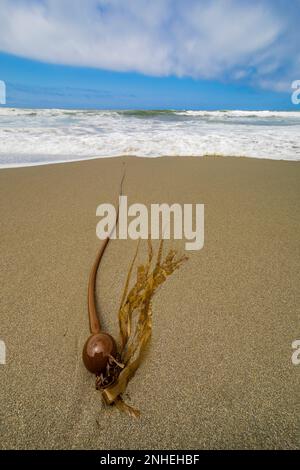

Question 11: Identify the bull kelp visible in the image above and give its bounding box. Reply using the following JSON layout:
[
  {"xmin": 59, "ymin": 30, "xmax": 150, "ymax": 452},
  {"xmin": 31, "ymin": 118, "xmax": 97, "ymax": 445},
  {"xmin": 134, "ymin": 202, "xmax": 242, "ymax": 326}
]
[{"xmin": 96, "ymin": 240, "xmax": 187, "ymax": 417}]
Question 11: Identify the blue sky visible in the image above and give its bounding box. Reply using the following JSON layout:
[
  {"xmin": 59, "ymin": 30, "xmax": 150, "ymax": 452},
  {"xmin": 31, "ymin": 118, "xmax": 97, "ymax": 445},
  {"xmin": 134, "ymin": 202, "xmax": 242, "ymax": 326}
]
[{"xmin": 0, "ymin": 0, "xmax": 299, "ymax": 110}]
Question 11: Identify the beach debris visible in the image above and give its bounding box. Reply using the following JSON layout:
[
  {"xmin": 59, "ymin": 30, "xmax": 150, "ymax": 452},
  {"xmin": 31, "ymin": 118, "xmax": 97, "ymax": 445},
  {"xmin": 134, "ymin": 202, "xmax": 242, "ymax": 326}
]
[
  {"xmin": 83, "ymin": 173, "xmax": 125, "ymax": 377},
  {"xmin": 82, "ymin": 233, "xmax": 118, "ymax": 375},
  {"xmin": 99, "ymin": 240, "xmax": 187, "ymax": 417},
  {"xmin": 82, "ymin": 170, "xmax": 187, "ymax": 416},
  {"xmin": 83, "ymin": 237, "xmax": 187, "ymax": 417}
]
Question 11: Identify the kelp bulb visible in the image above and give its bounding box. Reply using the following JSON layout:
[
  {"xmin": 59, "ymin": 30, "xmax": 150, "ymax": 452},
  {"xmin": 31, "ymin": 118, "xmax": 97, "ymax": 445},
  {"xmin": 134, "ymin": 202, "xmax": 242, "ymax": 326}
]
[{"xmin": 82, "ymin": 333, "xmax": 117, "ymax": 374}]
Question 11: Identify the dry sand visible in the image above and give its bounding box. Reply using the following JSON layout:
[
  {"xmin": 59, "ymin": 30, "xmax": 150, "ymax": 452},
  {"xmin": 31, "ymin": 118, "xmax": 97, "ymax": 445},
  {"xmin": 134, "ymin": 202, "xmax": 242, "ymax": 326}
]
[{"xmin": 0, "ymin": 156, "xmax": 299, "ymax": 449}]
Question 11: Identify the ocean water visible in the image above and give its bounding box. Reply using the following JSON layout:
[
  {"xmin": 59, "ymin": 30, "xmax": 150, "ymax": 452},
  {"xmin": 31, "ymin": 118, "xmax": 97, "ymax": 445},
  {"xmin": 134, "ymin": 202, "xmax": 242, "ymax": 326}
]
[{"xmin": 0, "ymin": 108, "xmax": 299, "ymax": 167}]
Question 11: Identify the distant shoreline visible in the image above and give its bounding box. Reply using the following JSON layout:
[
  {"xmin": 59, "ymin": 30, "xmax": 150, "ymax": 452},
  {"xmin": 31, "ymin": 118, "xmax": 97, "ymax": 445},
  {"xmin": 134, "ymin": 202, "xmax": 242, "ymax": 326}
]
[
  {"xmin": 1, "ymin": 153, "xmax": 300, "ymax": 170},
  {"xmin": 1, "ymin": 106, "xmax": 300, "ymax": 112}
]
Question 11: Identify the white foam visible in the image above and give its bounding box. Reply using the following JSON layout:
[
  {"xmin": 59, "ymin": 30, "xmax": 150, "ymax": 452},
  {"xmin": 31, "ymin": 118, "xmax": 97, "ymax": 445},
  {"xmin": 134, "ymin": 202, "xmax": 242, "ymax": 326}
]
[
  {"xmin": 0, "ymin": 108, "xmax": 299, "ymax": 167},
  {"xmin": 176, "ymin": 110, "xmax": 300, "ymax": 118}
]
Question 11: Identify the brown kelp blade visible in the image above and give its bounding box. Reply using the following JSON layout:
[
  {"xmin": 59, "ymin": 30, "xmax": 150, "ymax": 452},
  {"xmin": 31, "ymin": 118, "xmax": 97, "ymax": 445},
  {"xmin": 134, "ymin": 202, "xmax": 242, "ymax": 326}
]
[
  {"xmin": 101, "ymin": 240, "xmax": 187, "ymax": 417},
  {"xmin": 118, "ymin": 240, "xmax": 140, "ymax": 348}
]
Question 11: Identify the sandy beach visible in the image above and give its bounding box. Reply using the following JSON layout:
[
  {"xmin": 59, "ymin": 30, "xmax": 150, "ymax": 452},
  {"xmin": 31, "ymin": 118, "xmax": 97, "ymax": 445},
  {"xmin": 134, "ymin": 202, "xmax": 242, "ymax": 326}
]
[{"xmin": 0, "ymin": 155, "xmax": 299, "ymax": 450}]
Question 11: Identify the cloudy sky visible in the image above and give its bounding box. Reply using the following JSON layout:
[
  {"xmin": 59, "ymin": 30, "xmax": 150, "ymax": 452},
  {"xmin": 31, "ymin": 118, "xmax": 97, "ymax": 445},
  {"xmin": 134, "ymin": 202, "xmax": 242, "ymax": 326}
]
[{"xmin": 0, "ymin": 0, "xmax": 299, "ymax": 109}]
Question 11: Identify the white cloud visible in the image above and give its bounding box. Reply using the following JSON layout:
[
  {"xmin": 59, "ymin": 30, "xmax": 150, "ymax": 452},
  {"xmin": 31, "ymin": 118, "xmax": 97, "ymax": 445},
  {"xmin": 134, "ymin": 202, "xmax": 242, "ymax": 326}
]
[{"xmin": 0, "ymin": 0, "xmax": 298, "ymax": 91}]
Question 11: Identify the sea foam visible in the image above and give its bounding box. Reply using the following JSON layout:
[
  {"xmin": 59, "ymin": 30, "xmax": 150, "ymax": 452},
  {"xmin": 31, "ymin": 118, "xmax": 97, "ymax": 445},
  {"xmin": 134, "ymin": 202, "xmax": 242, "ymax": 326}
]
[{"xmin": 0, "ymin": 108, "xmax": 299, "ymax": 167}]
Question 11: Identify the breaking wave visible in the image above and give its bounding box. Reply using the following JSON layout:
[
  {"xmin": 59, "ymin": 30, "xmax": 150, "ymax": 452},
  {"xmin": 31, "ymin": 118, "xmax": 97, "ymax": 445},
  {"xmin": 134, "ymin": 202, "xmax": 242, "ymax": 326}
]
[{"xmin": 0, "ymin": 108, "xmax": 299, "ymax": 167}]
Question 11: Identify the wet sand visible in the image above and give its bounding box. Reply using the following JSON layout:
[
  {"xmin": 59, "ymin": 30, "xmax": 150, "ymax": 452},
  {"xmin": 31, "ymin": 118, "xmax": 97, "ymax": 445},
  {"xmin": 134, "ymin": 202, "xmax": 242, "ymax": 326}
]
[{"xmin": 0, "ymin": 156, "xmax": 299, "ymax": 449}]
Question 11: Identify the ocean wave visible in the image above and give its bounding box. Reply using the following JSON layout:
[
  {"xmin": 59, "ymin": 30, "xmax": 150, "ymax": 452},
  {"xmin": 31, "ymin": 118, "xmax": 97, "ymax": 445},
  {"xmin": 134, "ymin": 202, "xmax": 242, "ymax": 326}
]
[
  {"xmin": 1, "ymin": 107, "xmax": 300, "ymax": 119},
  {"xmin": 175, "ymin": 110, "xmax": 300, "ymax": 118},
  {"xmin": 0, "ymin": 108, "xmax": 299, "ymax": 167}
]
